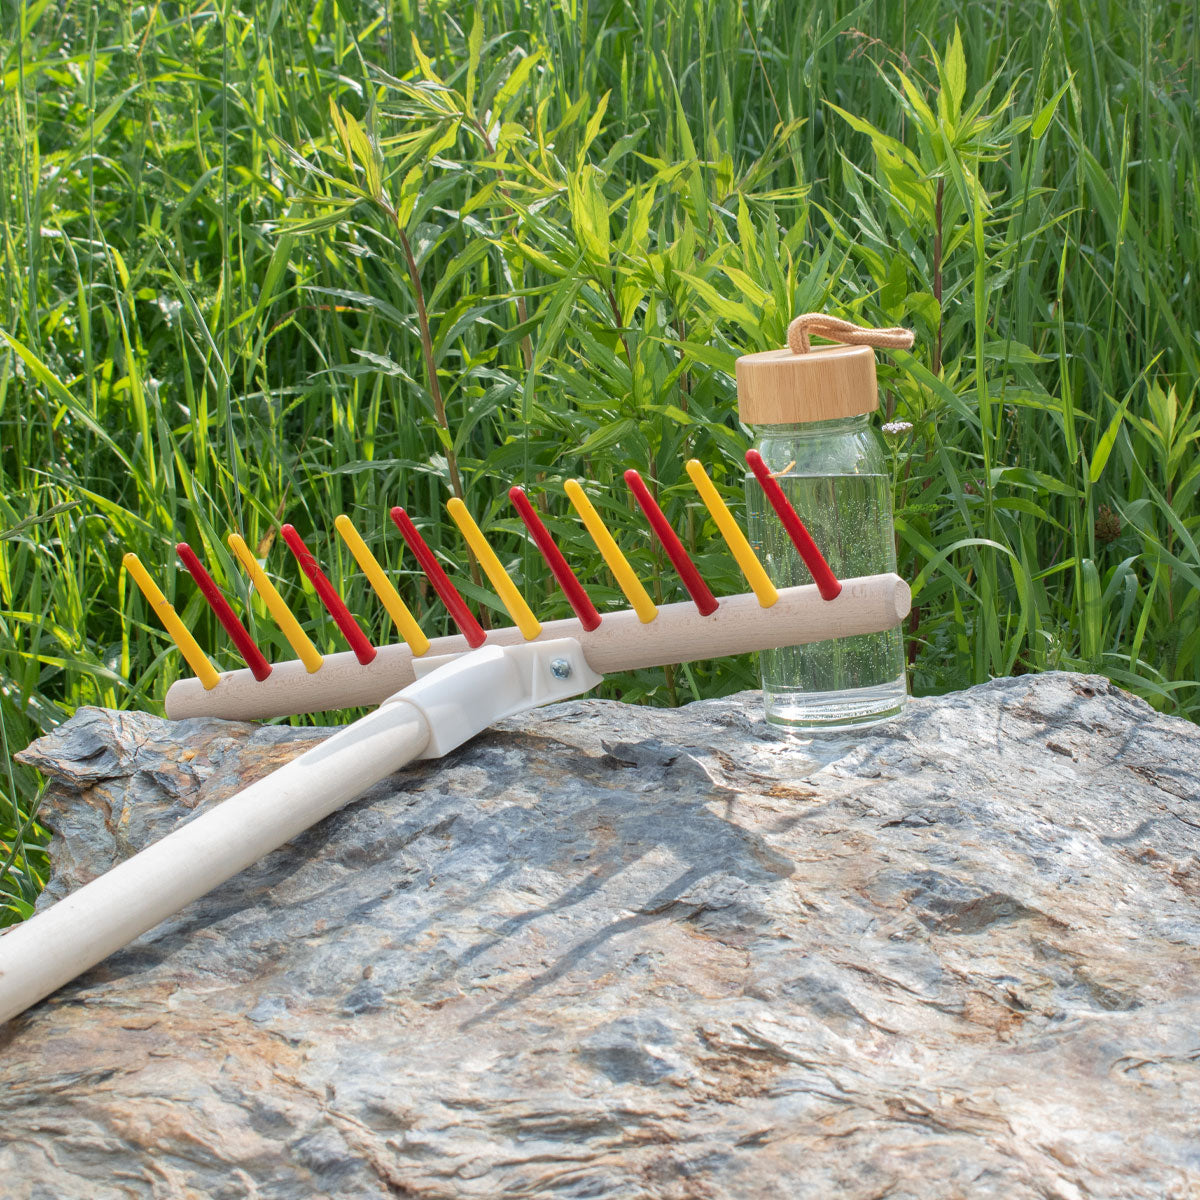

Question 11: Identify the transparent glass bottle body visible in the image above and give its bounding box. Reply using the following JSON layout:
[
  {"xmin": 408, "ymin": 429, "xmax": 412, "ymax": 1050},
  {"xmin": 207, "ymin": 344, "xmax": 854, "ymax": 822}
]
[{"xmin": 745, "ymin": 415, "xmax": 907, "ymax": 731}]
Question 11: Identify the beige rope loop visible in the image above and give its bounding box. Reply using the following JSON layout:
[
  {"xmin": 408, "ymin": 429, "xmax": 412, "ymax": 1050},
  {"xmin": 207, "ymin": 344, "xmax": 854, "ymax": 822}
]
[{"xmin": 787, "ymin": 313, "xmax": 915, "ymax": 355}]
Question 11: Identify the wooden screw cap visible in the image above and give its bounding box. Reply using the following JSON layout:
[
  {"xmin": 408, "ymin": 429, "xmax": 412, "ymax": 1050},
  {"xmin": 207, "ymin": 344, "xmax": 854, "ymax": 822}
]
[{"xmin": 736, "ymin": 343, "xmax": 878, "ymax": 425}]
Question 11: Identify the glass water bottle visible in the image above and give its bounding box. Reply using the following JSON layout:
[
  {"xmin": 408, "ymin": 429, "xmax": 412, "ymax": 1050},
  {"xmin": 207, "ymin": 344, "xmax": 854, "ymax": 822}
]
[{"xmin": 736, "ymin": 344, "xmax": 907, "ymax": 731}]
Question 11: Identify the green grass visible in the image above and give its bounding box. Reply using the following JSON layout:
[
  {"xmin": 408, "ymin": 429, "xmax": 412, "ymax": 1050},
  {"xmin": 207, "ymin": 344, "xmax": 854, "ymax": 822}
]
[{"xmin": 2, "ymin": 0, "xmax": 1197, "ymax": 921}]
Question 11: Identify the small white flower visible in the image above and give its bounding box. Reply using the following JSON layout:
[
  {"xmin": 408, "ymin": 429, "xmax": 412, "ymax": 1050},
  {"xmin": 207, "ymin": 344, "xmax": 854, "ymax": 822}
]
[
  {"xmin": 157, "ymin": 295, "xmax": 183, "ymax": 325},
  {"xmin": 882, "ymin": 420, "xmax": 913, "ymax": 436}
]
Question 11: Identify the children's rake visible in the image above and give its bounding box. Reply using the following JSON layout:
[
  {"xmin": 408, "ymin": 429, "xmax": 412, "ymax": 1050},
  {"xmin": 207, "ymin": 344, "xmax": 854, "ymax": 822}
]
[{"xmin": 0, "ymin": 455, "xmax": 909, "ymax": 1024}]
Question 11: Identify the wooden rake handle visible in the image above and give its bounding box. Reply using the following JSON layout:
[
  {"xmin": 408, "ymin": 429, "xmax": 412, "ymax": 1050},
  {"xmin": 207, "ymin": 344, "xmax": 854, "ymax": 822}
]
[{"xmin": 0, "ymin": 640, "xmax": 601, "ymax": 1025}]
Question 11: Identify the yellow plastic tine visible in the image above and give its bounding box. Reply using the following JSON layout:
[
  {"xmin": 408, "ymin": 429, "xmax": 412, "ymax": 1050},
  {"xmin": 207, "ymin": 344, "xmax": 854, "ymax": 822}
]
[
  {"xmin": 227, "ymin": 533, "xmax": 323, "ymax": 673},
  {"xmin": 564, "ymin": 479, "xmax": 658, "ymax": 624},
  {"xmin": 123, "ymin": 552, "xmax": 221, "ymax": 690},
  {"xmin": 334, "ymin": 514, "xmax": 430, "ymax": 656},
  {"xmin": 685, "ymin": 459, "xmax": 778, "ymax": 608},
  {"xmin": 446, "ymin": 498, "xmax": 542, "ymax": 640}
]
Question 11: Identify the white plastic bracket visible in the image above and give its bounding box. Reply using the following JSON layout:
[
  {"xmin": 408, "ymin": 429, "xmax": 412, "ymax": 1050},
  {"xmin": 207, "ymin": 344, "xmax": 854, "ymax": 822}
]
[{"xmin": 387, "ymin": 637, "xmax": 604, "ymax": 759}]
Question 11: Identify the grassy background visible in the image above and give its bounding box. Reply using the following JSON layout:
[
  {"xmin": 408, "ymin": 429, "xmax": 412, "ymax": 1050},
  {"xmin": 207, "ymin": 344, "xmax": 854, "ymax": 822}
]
[{"xmin": 2, "ymin": 0, "xmax": 1197, "ymax": 920}]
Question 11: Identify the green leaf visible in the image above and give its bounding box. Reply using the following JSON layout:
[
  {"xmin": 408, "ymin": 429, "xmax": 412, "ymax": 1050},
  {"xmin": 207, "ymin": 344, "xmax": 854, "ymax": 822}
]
[
  {"xmin": 993, "ymin": 497, "xmax": 1060, "ymax": 526},
  {"xmin": 410, "ymin": 34, "xmax": 442, "ymax": 84},
  {"xmin": 1032, "ymin": 77, "xmax": 1072, "ymax": 139},
  {"xmin": 580, "ymin": 90, "xmax": 611, "ymax": 162},
  {"xmin": 429, "ymin": 238, "xmax": 492, "ymax": 309},
  {"xmin": 675, "ymin": 273, "xmax": 756, "ymax": 327},
  {"xmin": 892, "ymin": 70, "xmax": 937, "ymax": 133},
  {"xmin": 572, "ymin": 418, "xmax": 638, "ymax": 458},
  {"xmin": 465, "ymin": 11, "xmax": 483, "ymax": 110},
  {"xmin": 660, "ymin": 339, "xmax": 737, "ymax": 372},
  {"xmin": 992, "ymin": 467, "xmax": 1080, "ymax": 498},
  {"xmin": 494, "ymin": 49, "xmax": 541, "ymax": 115},
  {"xmin": 87, "ymin": 83, "xmax": 141, "ymax": 145},
  {"xmin": 673, "ymin": 88, "xmax": 708, "ymax": 230},
  {"xmin": 880, "ymin": 254, "xmax": 907, "ymax": 312},
  {"xmin": 394, "ymin": 164, "xmax": 424, "ymax": 229},
  {"xmin": 943, "ymin": 25, "xmax": 967, "ymax": 121},
  {"xmin": 534, "ymin": 278, "xmax": 584, "ymax": 369},
  {"xmin": 571, "ymin": 164, "xmax": 611, "ymax": 267},
  {"xmin": 1079, "ymin": 558, "xmax": 1102, "ymax": 661},
  {"xmin": 904, "ymin": 290, "xmax": 941, "ymax": 330},
  {"xmin": 1089, "ymin": 392, "xmax": 1132, "ymax": 484},
  {"xmin": 826, "ymin": 102, "xmax": 918, "ymax": 171},
  {"xmin": 982, "ymin": 339, "xmax": 1050, "ymax": 364},
  {"xmin": 248, "ymin": 234, "xmax": 294, "ymax": 339}
]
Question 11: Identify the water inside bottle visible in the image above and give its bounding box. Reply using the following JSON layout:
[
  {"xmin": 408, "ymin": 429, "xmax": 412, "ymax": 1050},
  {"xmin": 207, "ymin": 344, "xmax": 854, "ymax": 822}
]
[{"xmin": 747, "ymin": 472, "xmax": 907, "ymax": 730}]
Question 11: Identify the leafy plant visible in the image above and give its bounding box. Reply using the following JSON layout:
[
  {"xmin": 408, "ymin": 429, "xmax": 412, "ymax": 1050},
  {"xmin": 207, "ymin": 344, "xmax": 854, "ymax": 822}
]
[{"xmin": 1, "ymin": 0, "xmax": 1196, "ymax": 921}]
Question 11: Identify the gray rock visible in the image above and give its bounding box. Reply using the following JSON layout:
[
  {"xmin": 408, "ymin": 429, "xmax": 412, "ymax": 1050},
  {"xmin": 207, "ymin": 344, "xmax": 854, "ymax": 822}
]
[{"xmin": 1, "ymin": 672, "xmax": 1198, "ymax": 1199}]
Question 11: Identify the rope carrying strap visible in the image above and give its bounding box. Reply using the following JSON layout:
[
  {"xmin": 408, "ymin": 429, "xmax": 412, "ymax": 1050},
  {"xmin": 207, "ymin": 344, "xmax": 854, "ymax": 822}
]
[{"xmin": 787, "ymin": 313, "xmax": 915, "ymax": 355}]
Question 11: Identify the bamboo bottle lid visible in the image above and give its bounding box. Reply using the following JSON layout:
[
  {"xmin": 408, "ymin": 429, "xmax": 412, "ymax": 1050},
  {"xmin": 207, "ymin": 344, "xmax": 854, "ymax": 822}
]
[{"xmin": 736, "ymin": 343, "xmax": 879, "ymax": 425}]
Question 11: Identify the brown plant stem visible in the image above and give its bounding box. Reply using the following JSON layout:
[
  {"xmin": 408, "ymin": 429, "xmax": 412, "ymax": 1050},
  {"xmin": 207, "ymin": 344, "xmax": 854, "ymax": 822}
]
[
  {"xmin": 396, "ymin": 224, "xmax": 487, "ymax": 613},
  {"xmin": 933, "ymin": 176, "xmax": 944, "ymax": 375},
  {"xmin": 398, "ymin": 228, "xmax": 462, "ymax": 500}
]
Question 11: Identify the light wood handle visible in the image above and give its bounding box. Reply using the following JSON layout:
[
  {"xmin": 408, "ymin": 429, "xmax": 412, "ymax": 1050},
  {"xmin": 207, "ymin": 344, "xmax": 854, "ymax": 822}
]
[
  {"xmin": 0, "ymin": 704, "xmax": 431, "ymax": 1025},
  {"xmin": 165, "ymin": 574, "xmax": 911, "ymax": 722}
]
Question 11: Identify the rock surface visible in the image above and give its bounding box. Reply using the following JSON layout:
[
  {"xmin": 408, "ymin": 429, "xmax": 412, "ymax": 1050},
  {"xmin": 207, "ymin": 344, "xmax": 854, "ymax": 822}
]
[{"xmin": 1, "ymin": 673, "xmax": 1198, "ymax": 1199}]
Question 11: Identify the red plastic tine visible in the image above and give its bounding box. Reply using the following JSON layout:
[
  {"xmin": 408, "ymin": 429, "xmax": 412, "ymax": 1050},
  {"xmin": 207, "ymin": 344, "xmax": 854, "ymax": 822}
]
[
  {"xmin": 745, "ymin": 450, "xmax": 842, "ymax": 600},
  {"xmin": 509, "ymin": 487, "xmax": 602, "ymax": 632},
  {"xmin": 389, "ymin": 507, "xmax": 487, "ymax": 649},
  {"xmin": 280, "ymin": 524, "xmax": 378, "ymax": 665},
  {"xmin": 623, "ymin": 469, "xmax": 719, "ymax": 617},
  {"xmin": 176, "ymin": 543, "xmax": 272, "ymax": 681}
]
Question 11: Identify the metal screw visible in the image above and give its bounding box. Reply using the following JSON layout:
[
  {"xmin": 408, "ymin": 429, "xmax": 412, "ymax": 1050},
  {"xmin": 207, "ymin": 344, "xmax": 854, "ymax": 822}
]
[{"xmin": 550, "ymin": 657, "xmax": 572, "ymax": 680}]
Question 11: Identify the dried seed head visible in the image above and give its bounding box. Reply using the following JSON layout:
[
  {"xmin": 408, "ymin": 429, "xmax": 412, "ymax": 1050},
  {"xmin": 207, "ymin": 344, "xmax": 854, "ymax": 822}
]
[{"xmin": 1095, "ymin": 504, "xmax": 1122, "ymax": 544}]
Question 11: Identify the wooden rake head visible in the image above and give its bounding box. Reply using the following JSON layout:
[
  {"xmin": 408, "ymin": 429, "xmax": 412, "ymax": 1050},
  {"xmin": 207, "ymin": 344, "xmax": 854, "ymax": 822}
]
[{"xmin": 125, "ymin": 453, "xmax": 910, "ymax": 722}]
